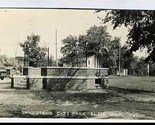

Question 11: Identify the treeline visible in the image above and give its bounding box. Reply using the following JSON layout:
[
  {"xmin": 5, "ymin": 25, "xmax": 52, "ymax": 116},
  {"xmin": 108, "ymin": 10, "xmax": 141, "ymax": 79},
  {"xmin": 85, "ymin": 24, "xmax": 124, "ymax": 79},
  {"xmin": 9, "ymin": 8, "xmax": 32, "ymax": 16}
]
[{"xmin": 60, "ymin": 25, "xmax": 152, "ymax": 76}]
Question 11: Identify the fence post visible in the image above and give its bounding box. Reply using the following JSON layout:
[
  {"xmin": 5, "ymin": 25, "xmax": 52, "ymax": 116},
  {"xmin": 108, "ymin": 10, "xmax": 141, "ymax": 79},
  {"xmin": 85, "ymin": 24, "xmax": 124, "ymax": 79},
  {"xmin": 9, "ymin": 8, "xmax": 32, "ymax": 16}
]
[
  {"xmin": 26, "ymin": 76, "xmax": 30, "ymax": 89},
  {"xmin": 43, "ymin": 78, "xmax": 47, "ymax": 89},
  {"xmin": 11, "ymin": 77, "xmax": 14, "ymax": 88}
]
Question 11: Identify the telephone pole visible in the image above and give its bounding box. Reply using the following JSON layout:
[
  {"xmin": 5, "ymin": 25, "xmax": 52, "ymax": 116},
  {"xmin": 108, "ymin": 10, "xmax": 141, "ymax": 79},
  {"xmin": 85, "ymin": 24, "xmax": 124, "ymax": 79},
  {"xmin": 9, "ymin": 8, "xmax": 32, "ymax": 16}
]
[
  {"xmin": 147, "ymin": 62, "xmax": 150, "ymax": 76},
  {"xmin": 145, "ymin": 50, "xmax": 150, "ymax": 76},
  {"xmin": 47, "ymin": 47, "xmax": 49, "ymax": 66},
  {"xmin": 55, "ymin": 29, "xmax": 58, "ymax": 66},
  {"xmin": 119, "ymin": 44, "xmax": 121, "ymax": 77}
]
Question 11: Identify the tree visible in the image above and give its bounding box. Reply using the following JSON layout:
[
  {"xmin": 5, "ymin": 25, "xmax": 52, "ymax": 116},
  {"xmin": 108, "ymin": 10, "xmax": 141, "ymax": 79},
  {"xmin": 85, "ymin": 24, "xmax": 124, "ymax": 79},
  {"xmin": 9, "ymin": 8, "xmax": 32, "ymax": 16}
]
[
  {"xmin": 60, "ymin": 35, "xmax": 79, "ymax": 66},
  {"xmin": 60, "ymin": 26, "xmax": 112, "ymax": 67},
  {"xmin": 0, "ymin": 55, "xmax": 16, "ymax": 67},
  {"xmin": 86, "ymin": 25, "xmax": 111, "ymax": 52},
  {"xmin": 98, "ymin": 10, "xmax": 155, "ymax": 62},
  {"xmin": 135, "ymin": 57, "xmax": 147, "ymax": 76},
  {"xmin": 20, "ymin": 34, "xmax": 47, "ymax": 67},
  {"xmin": 60, "ymin": 25, "xmax": 146, "ymax": 75},
  {"xmin": 60, "ymin": 26, "xmax": 124, "ymax": 75},
  {"xmin": 149, "ymin": 63, "xmax": 155, "ymax": 76},
  {"xmin": 105, "ymin": 37, "xmax": 120, "ymax": 74}
]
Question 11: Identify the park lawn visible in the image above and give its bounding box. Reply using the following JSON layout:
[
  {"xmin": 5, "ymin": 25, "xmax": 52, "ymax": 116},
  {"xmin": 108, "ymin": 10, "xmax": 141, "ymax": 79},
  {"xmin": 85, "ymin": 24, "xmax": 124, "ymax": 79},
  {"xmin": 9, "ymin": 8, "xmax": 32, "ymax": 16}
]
[
  {"xmin": 2, "ymin": 76, "xmax": 155, "ymax": 119},
  {"xmin": 7, "ymin": 89, "xmax": 155, "ymax": 119},
  {"xmin": 108, "ymin": 76, "xmax": 155, "ymax": 92},
  {"xmin": 3, "ymin": 90, "xmax": 155, "ymax": 119}
]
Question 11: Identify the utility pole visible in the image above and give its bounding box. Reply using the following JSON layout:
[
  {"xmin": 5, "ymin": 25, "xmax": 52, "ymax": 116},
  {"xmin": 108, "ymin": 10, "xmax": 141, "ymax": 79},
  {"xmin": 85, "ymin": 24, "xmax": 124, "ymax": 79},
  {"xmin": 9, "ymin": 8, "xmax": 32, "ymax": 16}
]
[
  {"xmin": 55, "ymin": 29, "xmax": 58, "ymax": 66},
  {"xmin": 119, "ymin": 44, "xmax": 121, "ymax": 77},
  {"xmin": 14, "ymin": 33, "xmax": 20, "ymax": 67},
  {"xmin": 85, "ymin": 41, "xmax": 88, "ymax": 67},
  {"xmin": 145, "ymin": 49, "xmax": 150, "ymax": 76},
  {"xmin": 50, "ymin": 54, "xmax": 53, "ymax": 66},
  {"xmin": 147, "ymin": 62, "xmax": 150, "ymax": 76},
  {"xmin": 24, "ymin": 51, "xmax": 25, "ymax": 67},
  {"xmin": 47, "ymin": 47, "xmax": 49, "ymax": 66},
  {"xmin": 76, "ymin": 41, "xmax": 79, "ymax": 67}
]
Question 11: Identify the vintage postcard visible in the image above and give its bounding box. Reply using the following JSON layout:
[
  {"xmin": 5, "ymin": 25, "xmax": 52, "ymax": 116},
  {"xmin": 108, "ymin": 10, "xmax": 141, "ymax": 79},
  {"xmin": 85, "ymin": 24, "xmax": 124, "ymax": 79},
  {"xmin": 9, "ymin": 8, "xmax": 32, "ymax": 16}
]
[{"xmin": 0, "ymin": 0, "xmax": 155, "ymax": 123}]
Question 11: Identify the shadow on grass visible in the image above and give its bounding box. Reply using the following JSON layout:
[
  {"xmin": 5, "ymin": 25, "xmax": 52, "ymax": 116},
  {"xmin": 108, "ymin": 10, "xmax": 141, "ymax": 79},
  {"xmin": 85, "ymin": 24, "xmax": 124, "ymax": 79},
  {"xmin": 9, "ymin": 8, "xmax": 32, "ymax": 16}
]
[
  {"xmin": 6, "ymin": 89, "xmax": 155, "ymax": 119},
  {"xmin": 108, "ymin": 86, "xmax": 154, "ymax": 94},
  {"xmin": 30, "ymin": 86, "xmax": 154, "ymax": 104},
  {"xmin": 30, "ymin": 90, "xmax": 122, "ymax": 105},
  {"xmin": 29, "ymin": 86, "xmax": 154, "ymax": 105}
]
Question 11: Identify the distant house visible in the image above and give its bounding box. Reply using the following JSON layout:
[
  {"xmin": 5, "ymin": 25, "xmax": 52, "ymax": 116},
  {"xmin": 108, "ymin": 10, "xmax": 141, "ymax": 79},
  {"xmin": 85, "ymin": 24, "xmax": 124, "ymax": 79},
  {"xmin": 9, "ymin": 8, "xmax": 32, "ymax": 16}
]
[
  {"xmin": 85, "ymin": 48, "xmax": 106, "ymax": 68},
  {"xmin": 5, "ymin": 66, "xmax": 16, "ymax": 77},
  {"xmin": 86, "ymin": 51, "xmax": 99, "ymax": 68},
  {"xmin": 78, "ymin": 50, "xmax": 102, "ymax": 68},
  {"xmin": 117, "ymin": 69, "xmax": 128, "ymax": 76},
  {"xmin": 62, "ymin": 49, "xmax": 104, "ymax": 68}
]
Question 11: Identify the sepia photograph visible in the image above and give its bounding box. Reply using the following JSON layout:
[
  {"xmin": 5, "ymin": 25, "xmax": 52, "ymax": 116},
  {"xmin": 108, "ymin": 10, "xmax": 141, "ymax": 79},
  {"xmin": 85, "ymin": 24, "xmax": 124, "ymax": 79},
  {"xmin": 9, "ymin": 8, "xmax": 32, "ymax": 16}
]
[{"xmin": 1, "ymin": 0, "xmax": 155, "ymax": 122}]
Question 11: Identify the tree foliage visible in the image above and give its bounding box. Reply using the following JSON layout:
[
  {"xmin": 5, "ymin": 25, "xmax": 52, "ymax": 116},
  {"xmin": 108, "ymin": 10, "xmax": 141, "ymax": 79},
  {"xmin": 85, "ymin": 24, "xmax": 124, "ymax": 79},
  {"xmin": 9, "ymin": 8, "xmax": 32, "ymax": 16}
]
[
  {"xmin": 61, "ymin": 26, "xmax": 112, "ymax": 67},
  {"xmin": 135, "ymin": 57, "xmax": 148, "ymax": 76},
  {"xmin": 61, "ymin": 25, "xmax": 123, "ymax": 74},
  {"xmin": 0, "ymin": 55, "xmax": 15, "ymax": 67},
  {"xmin": 60, "ymin": 35, "xmax": 79, "ymax": 66},
  {"xmin": 20, "ymin": 34, "xmax": 47, "ymax": 67},
  {"xmin": 86, "ymin": 25, "xmax": 111, "ymax": 52},
  {"xmin": 60, "ymin": 25, "xmax": 149, "ymax": 75},
  {"xmin": 98, "ymin": 10, "xmax": 155, "ymax": 62}
]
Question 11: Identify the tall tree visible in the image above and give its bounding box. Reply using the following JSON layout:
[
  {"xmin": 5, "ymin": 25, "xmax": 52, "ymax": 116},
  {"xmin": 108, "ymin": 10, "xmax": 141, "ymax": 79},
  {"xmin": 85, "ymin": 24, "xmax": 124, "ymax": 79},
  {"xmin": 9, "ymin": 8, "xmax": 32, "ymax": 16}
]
[
  {"xmin": 98, "ymin": 10, "xmax": 155, "ymax": 62},
  {"xmin": 86, "ymin": 25, "xmax": 111, "ymax": 54},
  {"xmin": 105, "ymin": 37, "xmax": 120, "ymax": 74},
  {"xmin": 60, "ymin": 26, "xmax": 112, "ymax": 67},
  {"xmin": 135, "ymin": 57, "xmax": 147, "ymax": 76},
  {"xmin": 60, "ymin": 35, "xmax": 79, "ymax": 66},
  {"xmin": 20, "ymin": 34, "xmax": 47, "ymax": 67},
  {"xmin": 0, "ymin": 55, "xmax": 16, "ymax": 67}
]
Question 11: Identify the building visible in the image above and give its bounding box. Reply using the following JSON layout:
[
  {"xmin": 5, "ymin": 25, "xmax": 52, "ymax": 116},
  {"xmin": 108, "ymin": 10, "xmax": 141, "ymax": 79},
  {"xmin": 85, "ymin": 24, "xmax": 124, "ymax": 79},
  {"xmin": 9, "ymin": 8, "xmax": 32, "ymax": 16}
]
[
  {"xmin": 62, "ymin": 50, "xmax": 102, "ymax": 68},
  {"xmin": 86, "ymin": 53, "xmax": 99, "ymax": 68},
  {"xmin": 85, "ymin": 49, "xmax": 102, "ymax": 68},
  {"xmin": 5, "ymin": 66, "xmax": 17, "ymax": 77}
]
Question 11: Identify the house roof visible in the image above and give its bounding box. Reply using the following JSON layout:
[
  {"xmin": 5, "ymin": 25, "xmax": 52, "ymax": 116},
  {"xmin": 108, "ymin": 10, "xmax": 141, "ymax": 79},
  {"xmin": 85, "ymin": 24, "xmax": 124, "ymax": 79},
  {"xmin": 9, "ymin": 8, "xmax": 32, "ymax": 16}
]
[
  {"xmin": 5, "ymin": 66, "xmax": 14, "ymax": 70},
  {"xmin": 87, "ymin": 50, "xmax": 97, "ymax": 56}
]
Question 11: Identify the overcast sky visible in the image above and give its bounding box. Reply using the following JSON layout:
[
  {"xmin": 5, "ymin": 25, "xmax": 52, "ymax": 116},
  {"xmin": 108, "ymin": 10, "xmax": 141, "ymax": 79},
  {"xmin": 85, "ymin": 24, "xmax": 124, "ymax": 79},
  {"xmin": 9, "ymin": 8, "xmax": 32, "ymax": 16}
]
[{"xmin": 0, "ymin": 9, "xmax": 145, "ymax": 60}]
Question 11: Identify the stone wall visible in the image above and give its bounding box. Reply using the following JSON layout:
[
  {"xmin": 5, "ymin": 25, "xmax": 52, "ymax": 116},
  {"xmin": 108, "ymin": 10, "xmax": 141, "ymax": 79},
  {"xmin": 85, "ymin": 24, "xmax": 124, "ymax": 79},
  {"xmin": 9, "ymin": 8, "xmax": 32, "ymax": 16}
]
[
  {"xmin": 23, "ymin": 67, "xmax": 41, "ymax": 76},
  {"xmin": 11, "ymin": 76, "xmax": 27, "ymax": 89},
  {"xmin": 29, "ymin": 78, "xmax": 43, "ymax": 90},
  {"xmin": 41, "ymin": 67, "xmax": 109, "ymax": 91},
  {"xmin": 43, "ymin": 78, "xmax": 87, "ymax": 91},
  {"xmin": 20, "ymin": 67, "xmax": 109, "ymax": 91},
  {"xmin": 41, "ymin": 67, "xmax": 108, "ymax": 77},
  {"xmin": 22, "ymin": 67, "xmax": 42, "ymax": 90}
]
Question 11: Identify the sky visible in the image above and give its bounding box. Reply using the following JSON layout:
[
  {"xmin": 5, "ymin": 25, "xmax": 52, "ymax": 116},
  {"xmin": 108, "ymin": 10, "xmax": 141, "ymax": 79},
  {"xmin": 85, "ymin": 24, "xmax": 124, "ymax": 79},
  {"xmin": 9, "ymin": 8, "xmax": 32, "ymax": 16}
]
[{"xmin": 0, "ymin": 9, "xmax": 145, "ymax": 60}]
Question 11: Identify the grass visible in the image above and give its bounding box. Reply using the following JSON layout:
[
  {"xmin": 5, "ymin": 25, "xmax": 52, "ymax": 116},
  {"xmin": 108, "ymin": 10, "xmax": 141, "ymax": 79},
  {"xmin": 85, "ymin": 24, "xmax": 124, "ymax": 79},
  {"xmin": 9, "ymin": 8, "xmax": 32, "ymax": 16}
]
[
  {"xmin": 7, "ymin": 89, "xmax": 155, "ymax": 119},
  {"xmin": 3, "ymin": 76, "xmax": 155, "ymax": 119},
  {"xmin": 108, "ymin": 76, "xmax": 155, "ymax": 92}
]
